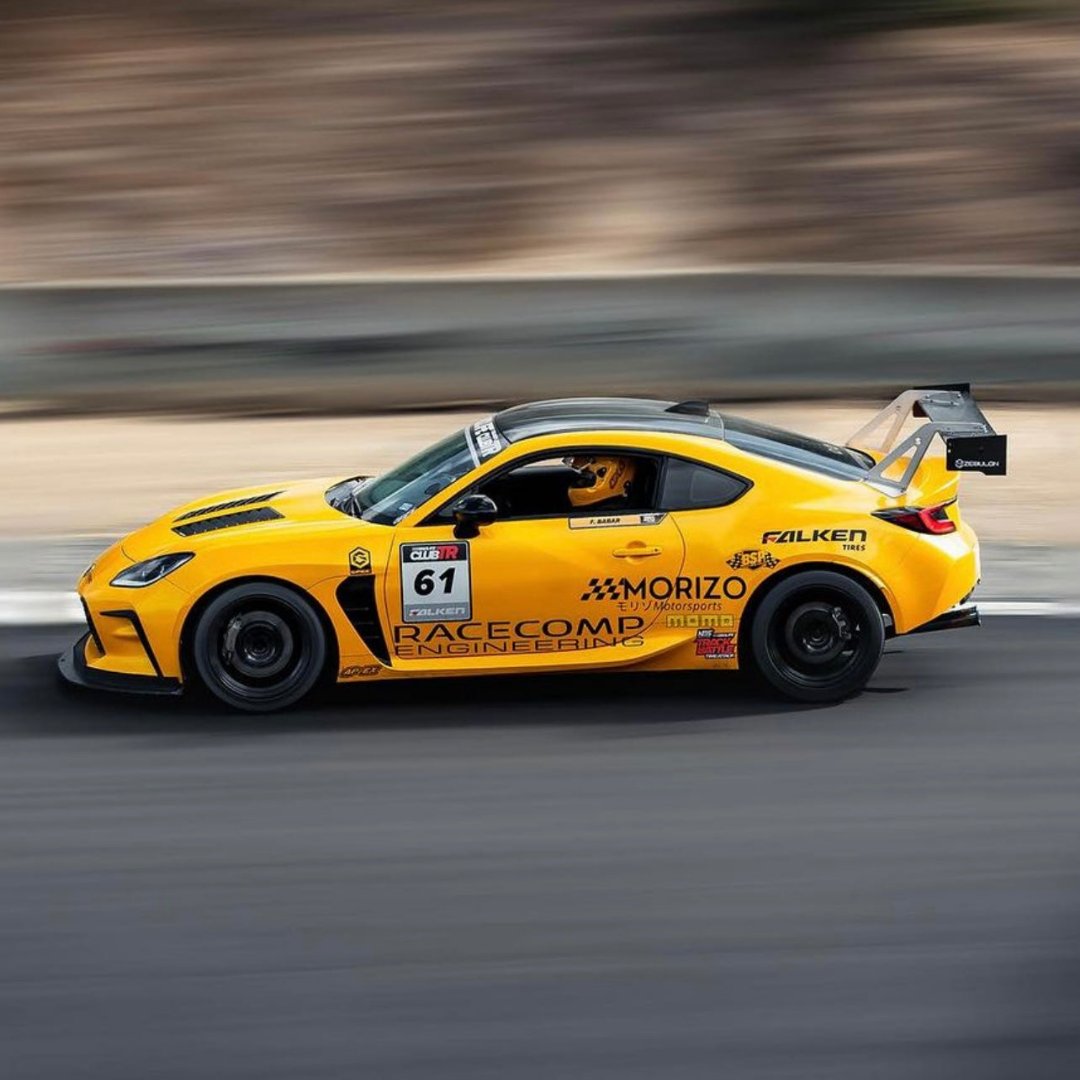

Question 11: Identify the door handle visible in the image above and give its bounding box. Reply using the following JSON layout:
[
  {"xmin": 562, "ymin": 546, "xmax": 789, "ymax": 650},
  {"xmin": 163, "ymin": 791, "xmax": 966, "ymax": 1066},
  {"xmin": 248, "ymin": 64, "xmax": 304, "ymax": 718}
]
[{"xmin": 612, "ymin": 545, "xmax": 663, "ymax": 558}]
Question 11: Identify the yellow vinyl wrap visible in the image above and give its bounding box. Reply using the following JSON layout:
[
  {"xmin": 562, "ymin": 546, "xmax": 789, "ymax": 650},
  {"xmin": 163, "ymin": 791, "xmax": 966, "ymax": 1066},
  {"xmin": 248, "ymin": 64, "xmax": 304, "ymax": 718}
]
[{"xmin": 75, "ymin": 426, "xmax": 980, "ymax": 686}]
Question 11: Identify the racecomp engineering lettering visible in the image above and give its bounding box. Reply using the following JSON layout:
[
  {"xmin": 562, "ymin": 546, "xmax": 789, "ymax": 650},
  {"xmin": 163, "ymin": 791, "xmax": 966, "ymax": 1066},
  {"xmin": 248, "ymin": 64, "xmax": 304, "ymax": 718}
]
[{"xmin": 393, "ymin": 615, "xmax": 646, "ymax": 657}]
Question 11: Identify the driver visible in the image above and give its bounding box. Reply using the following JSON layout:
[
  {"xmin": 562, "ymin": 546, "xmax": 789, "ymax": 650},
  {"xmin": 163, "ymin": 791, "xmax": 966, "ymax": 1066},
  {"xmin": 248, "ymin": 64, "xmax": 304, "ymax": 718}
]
[{"xmin": 565, "ymin": 455, "xmax": 637, "ymax": 510}]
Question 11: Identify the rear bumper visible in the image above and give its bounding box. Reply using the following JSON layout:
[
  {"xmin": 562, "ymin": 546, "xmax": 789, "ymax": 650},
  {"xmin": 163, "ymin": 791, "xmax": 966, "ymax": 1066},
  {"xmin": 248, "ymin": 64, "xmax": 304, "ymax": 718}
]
[
  {"xmin": 906, "ymin": 603, "xmax": 981, "ymax": 636},
  {"xmin": 58, "ymin": 632, "xmax": 182, "ymax": 697}
]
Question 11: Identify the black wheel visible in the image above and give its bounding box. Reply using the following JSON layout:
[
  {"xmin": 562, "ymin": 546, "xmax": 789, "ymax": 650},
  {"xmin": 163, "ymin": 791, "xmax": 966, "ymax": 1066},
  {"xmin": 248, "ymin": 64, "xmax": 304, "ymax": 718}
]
[
  {"xmin": 191, "ymin": 583, "xmax": 328, "ymax": 712},
  {"xmin": 749, "ymin": 571, "xmax": 885, "ymax": 703}
]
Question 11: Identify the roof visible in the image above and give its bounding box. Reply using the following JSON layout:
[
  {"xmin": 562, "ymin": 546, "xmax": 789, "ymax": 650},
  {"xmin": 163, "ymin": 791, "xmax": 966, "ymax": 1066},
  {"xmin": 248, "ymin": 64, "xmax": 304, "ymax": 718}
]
[{"xmin": 493, "ymin": 398, "xmax": 726, "ymax": 444}]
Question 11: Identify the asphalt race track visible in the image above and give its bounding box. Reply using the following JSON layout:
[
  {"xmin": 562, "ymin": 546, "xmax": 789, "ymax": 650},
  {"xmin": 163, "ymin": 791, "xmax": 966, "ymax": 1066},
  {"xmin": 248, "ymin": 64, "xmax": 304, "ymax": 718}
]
[{"xmin": 4, "ymin": 619, "xmax": 1080, "ymax": 1079}]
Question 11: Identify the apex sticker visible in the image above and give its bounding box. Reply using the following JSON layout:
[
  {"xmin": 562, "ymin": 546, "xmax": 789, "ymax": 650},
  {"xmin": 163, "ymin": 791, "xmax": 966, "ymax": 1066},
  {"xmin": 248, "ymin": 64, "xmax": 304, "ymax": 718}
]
[
  {"xmin": 400, "ymin": 541, "xmax": 471, "ymax": 623},
  {"xmin": 348, "ymin": 546, "xmax": 372, "ymax": 575},
  {"xmin": 339, "ymin": 664, "xmax": 381, "ymax": 679},
  {"xmin": 726, "ymin": 549, "xmax": 780, "ymax": 571}
]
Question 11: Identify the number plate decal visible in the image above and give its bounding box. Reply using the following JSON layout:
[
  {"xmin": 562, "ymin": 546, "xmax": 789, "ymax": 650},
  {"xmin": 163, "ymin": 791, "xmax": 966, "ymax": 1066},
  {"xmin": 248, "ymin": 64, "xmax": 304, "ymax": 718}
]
[{"xmin": 399, "ymin": 542, "xmax": 472, "ymax": 623}]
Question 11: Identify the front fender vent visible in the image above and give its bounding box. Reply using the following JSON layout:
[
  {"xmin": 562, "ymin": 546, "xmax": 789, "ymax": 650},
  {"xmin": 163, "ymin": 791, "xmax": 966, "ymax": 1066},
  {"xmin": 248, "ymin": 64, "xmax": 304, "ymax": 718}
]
[
  {"xmin": 336, "ymin": 576, "xmax": 390, "ymax": 664},
  {"xmin": 173, "ymin": 506, "xmax": 284, "ymax": 537},
  {"xmin": 175, "ymin": 491, "xmax": 283, "ymax": 523}
]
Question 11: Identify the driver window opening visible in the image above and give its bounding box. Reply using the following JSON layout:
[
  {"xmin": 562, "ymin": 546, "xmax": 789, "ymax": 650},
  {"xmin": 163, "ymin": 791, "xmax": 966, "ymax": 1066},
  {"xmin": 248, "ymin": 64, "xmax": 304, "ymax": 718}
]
[{"xmin": 449, "ymin": 452, "xmax": 660, "ymax": 522}]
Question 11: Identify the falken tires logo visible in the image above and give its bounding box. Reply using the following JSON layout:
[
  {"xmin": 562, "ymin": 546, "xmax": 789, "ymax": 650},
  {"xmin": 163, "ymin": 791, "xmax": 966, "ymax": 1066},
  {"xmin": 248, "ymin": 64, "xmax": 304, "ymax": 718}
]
[{"xmin": 762, "ymin": 529, "xmax": 868, "ymax": 544}]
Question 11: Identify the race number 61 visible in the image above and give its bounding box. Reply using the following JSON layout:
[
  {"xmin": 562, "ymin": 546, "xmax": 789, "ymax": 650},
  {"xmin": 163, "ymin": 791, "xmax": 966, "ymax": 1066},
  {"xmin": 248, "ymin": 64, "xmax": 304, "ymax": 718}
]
[{"xmin": 399, "ymin": 542, "xmax": 472, "ymax": 623}]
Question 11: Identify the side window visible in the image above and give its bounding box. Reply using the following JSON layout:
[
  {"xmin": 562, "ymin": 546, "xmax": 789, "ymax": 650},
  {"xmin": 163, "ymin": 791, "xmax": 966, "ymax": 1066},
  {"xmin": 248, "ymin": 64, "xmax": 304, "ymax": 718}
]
[
  {"xmin": 431, "ymin": 451, "xmax": 661, "ymax": 522},
  {"xmin": 659, "ymin": 458, "xmax": 749, "ymax": 511}
]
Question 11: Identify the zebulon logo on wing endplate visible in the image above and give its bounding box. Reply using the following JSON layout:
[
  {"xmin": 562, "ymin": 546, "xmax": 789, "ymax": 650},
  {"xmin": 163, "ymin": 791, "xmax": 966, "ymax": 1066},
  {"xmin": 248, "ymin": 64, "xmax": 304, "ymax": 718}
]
[{"xmin": 348, "ymin": 547, "xmax": 372, "ymax": 575}]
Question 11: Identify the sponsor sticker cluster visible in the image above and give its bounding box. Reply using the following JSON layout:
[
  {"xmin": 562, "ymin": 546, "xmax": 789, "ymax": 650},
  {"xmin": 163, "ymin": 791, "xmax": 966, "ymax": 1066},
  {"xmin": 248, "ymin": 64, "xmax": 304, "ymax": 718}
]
[{"xmin": 400, "ymin": 541, "xmax": 472, "ymax": 623}]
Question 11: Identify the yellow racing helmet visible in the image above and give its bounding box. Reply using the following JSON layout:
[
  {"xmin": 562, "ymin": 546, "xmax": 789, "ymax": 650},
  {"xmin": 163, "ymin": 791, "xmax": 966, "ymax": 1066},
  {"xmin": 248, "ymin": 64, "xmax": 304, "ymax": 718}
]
[{"xmin": 566, "ymin": 455, "xmax": 636, "ymax": 508}]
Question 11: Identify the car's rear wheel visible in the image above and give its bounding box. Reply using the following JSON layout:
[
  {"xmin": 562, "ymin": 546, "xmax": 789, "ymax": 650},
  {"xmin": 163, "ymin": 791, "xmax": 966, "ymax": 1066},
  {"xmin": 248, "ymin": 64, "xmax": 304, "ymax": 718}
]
[
  {"xmin": 191, "ymin": 583, "xmax": 327, "ymax": 712},
  {"xmin": 749, "ymin": 571, "xmax": 885, "ymax": 703}
]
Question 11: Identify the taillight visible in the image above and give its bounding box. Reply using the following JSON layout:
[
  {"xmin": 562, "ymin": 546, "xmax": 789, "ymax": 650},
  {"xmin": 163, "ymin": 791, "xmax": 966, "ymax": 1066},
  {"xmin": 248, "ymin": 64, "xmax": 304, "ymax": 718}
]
[{"xmin": 873, "ymin": 501, "xmax": 956, "ymax": 535}]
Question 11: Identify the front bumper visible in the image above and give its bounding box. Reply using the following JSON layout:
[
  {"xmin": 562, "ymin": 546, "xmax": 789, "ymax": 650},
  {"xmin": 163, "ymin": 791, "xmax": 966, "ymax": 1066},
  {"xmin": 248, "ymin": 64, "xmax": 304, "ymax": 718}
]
[{"xmin": 58, "ymin": 632, "xmax": 182, "ymax": 697}]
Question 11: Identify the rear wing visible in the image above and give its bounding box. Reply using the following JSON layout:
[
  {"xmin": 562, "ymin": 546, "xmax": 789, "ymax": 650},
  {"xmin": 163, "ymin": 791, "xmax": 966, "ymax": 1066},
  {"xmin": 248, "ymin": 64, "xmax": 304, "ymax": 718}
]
[{"xmin": 847, "ymin": 384, "xmax": 1007, "ymax": 495}]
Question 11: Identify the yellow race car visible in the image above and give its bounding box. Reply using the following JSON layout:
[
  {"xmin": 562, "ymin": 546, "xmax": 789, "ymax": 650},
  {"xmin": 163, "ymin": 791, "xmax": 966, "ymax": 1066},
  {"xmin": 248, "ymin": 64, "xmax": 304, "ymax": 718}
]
[{"xmin": 59, "ymin": 387, "xmax": 1006, "ymax": 711}]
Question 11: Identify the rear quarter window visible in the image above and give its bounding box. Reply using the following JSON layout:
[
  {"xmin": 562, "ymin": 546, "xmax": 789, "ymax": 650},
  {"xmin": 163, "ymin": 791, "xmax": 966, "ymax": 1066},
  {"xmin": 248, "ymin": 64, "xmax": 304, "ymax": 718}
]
[
  {"xmin": 721, "ymin": 415, "xmax": 871, "ymax": 481},
  {"xmin": 660, "ymin": 458, "xmax": 749, "ymax": 510}
]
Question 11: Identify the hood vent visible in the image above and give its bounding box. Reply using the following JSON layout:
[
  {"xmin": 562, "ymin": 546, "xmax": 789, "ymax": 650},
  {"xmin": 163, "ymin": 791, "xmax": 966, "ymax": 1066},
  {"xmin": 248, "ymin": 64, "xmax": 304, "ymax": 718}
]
[
  {"xmin": 173, "ymin": 506, "xmax": 284, "ymax": 537},
  {"xmin": 174, "ymin": 490, "xmax": 283, "ymax": 523}
]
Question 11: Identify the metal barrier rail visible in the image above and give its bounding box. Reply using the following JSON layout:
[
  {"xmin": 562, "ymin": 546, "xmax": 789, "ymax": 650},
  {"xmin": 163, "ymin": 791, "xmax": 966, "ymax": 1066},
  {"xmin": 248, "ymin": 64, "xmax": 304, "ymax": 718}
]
[{"xmin": 3, "ymin": 269, "xmax": 1079, "ymax": 413}]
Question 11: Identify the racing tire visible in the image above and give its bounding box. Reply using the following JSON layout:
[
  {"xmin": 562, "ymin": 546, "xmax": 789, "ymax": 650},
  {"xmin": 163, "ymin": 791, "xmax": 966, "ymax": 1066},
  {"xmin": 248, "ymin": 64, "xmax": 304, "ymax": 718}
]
[
  {"xmin": 749, "ymin": 571, "xmax": 885, "ymax": 704},
  {"xmin": 191, "ymin": 583, "xmax": 328, "ymax": 712}
]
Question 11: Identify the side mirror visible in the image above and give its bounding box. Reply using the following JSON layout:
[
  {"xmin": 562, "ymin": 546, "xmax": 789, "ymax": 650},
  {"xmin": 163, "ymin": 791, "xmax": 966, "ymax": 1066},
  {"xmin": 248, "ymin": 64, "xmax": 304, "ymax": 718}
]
[{"xmin": 451, "ymin": 493, "xmax": 498, "ymax": 539}]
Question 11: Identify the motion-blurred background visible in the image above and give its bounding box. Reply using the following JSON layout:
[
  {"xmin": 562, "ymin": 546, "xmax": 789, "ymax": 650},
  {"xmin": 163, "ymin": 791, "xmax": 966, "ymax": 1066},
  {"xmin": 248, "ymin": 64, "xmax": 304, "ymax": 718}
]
[
  {"xmin": 5, "ymin": 3, "xmax": 1080, "ymax": 1079},
  {"xmin": 5, "ymin": 0, "xmax": 1080, "ymax": 277}
]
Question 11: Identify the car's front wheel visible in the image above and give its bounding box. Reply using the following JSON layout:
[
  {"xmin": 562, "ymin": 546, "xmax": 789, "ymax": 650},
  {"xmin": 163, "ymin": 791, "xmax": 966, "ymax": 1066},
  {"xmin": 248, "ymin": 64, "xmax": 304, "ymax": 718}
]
[
  {"xmin": 749, "ymin": 570, "xmax": 885, "ymax": 703},
  {"xmin": 191, "ymin": 582, "xmax": 328, "ymax": 712}
]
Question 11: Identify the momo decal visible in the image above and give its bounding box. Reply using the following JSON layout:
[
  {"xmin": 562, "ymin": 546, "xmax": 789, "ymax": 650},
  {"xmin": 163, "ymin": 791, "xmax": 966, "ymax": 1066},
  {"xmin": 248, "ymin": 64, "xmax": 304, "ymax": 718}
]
[
  {"xmin": 393, "ymin": 615, "xmax": 646, "ymax": 658},
  {"xmin": 348, "ymin": 546, "xmax": 372, "ymax": 575},
  {"xmin": 465, "ymin": 418, "xmax": 506, "ymax": 464},
  {"xmin": 695, "ymin": 629, "xmax": 736, "ymax": 659},
  {"xmin": 581, "ymin": 575, "xmax": 747, "ymax": 603},
  {"xmin": 339, "ymin": 664, "xmax": 380, "ymax": 679},
  {"xmin": 726, "ymin": 549, "xmax": 780, "ymax": 571},
  {"xmin": 568, "ymin": 512, "xmax": 667, "ymax": 530},
  {"xmin": 400, "ymin": 541, "xmax": 471, "ymax": 623},
  {"xmin": 666, "ymin": 613, "xmax": 735, "ymax": 629},
  {"xmin": 762, "ymin": 529, "xmax": 868, "ymax": 545}
]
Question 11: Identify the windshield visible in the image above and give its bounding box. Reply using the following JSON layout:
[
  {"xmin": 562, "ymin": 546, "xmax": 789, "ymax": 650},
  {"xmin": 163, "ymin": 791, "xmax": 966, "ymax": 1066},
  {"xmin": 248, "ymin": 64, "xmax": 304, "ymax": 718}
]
[
  {"xmin": 721, "ymin": 414, "xmax": 873, "ymax": 481},
  {"xmin": 328, "ymin": 430, "xmax": 477, "ymax": 526}
]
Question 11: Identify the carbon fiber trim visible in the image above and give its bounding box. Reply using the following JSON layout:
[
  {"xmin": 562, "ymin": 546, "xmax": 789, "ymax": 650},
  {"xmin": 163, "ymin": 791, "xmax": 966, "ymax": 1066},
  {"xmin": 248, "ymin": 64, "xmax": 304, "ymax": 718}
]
[
  {"xmin": 172, "ymin": 506, "xmax": 284, "ymax": 537},
  {"xmin": 174, "ymin": 490, "xmax": 283, "ymax": 522}
]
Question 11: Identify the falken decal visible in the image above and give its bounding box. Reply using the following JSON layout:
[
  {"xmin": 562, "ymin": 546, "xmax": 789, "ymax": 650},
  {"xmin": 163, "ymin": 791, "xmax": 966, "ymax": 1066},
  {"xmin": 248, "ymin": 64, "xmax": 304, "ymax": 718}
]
[
  {"xmin": 568, "ymin": 512, "xmax": 667, "ymax": 530},
  {"xmin": 727, "ymin": 549, "xmax": 780, "ymax": 571},
  {"xmin": 348, "ymin": 547, "xmax": 372, "ymax": 575},
  {"xmin": 761, "ymin": 529, "xmax": 868, "ymax": 545}
]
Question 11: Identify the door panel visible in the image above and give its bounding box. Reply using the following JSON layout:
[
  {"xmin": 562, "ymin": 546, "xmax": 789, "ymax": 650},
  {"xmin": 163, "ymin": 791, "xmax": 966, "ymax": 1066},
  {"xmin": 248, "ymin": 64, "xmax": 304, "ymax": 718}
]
[{"xmin": 384, "ymin": 513, "xmax": 685, "ymax": 672}]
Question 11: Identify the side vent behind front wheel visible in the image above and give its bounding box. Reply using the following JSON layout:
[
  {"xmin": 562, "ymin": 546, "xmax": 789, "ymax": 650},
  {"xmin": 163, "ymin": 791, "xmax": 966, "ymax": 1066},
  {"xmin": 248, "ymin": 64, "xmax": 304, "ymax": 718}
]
[{"xmin": 335, "ymin": 577, "xmax": 390, "ymax": 664}]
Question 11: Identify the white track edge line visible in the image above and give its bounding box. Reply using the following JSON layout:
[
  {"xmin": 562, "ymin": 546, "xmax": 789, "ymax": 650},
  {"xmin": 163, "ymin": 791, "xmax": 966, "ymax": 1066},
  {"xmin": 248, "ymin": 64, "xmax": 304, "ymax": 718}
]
[{"xmin": 0, "ymin": 591, "xmax": 1079, "ymax": 627}]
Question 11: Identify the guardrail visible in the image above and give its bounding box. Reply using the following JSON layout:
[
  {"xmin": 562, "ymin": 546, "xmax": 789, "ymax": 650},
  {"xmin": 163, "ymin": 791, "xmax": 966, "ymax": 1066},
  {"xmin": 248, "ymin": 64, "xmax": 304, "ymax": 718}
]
[{"xmin": 3, "ymin": 269, "xmax": 1080, "ymax": 413}]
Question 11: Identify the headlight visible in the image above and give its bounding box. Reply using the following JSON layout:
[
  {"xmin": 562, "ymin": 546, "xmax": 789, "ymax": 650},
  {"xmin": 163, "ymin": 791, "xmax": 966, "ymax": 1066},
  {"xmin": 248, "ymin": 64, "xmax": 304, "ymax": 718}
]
[{"xmin": 110, "ymin": 553, "xmax": 194, "ymax": 588}]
